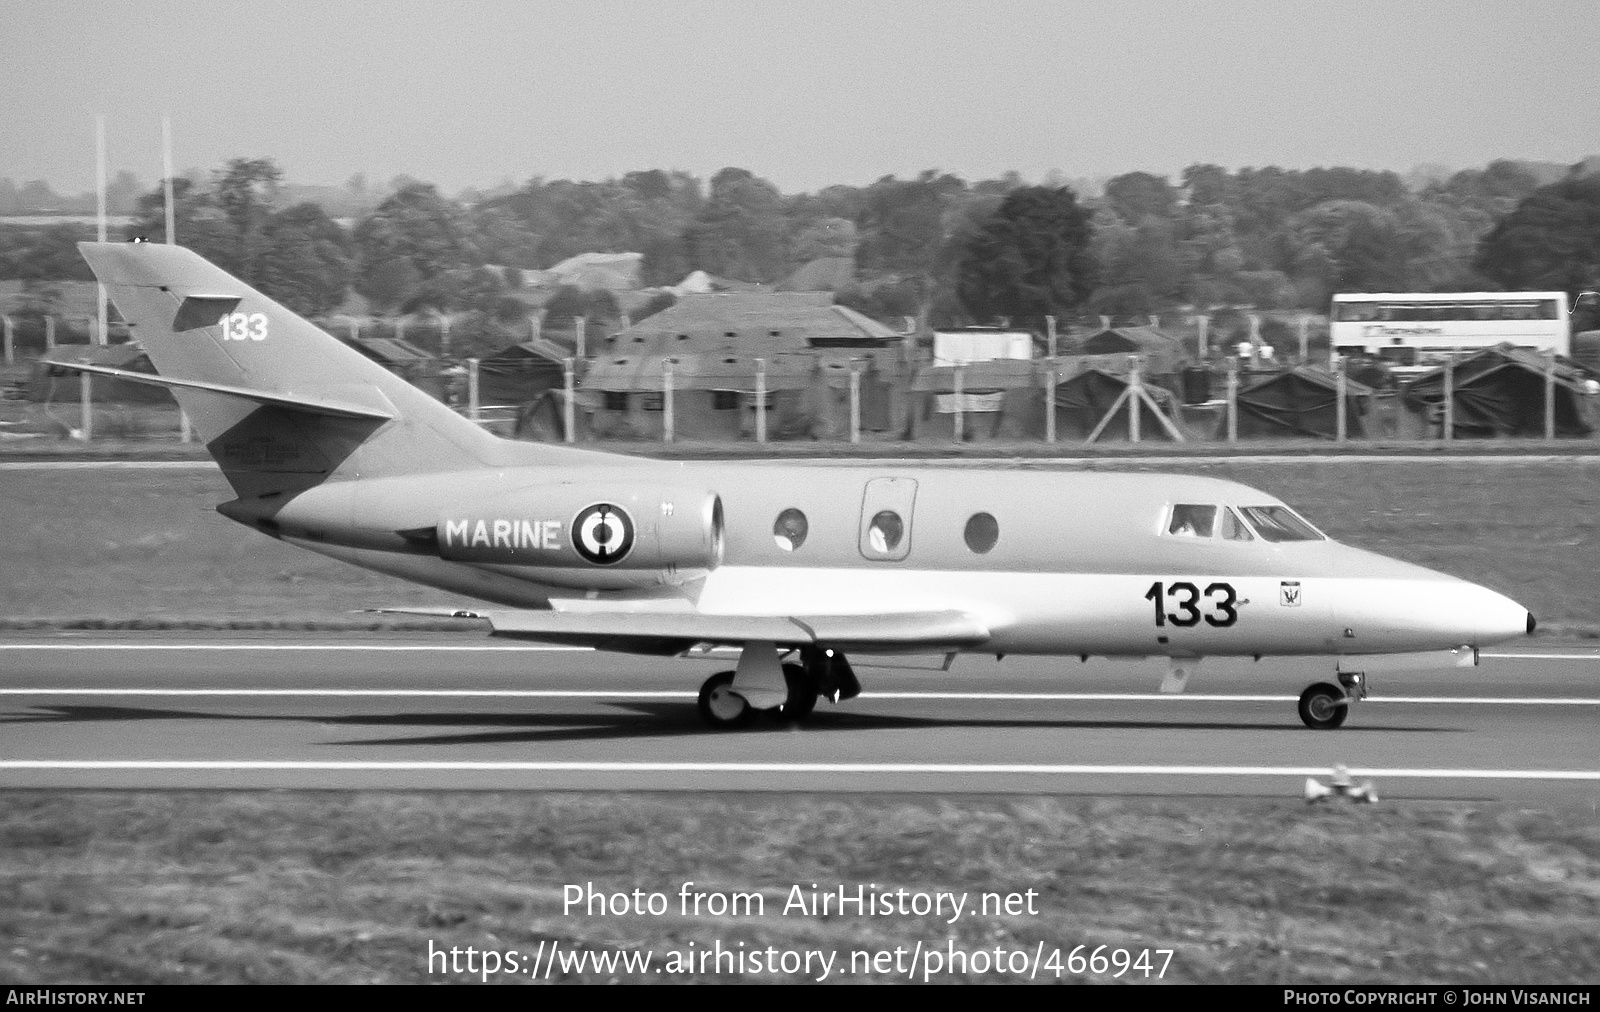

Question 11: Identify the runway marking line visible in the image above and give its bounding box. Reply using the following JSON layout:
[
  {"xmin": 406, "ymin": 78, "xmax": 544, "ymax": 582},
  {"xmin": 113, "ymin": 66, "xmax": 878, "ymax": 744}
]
[
  {"xmin": 0, "ymin": 644, "xmax": 1595, "ymax": 660},
  {"xmin": 0, "ymin": 760, "xmax": 1594, "ymax": 780},
  {"xmin": 0, "ymin": 689, "xmax": 1594, "ymax": 704}
]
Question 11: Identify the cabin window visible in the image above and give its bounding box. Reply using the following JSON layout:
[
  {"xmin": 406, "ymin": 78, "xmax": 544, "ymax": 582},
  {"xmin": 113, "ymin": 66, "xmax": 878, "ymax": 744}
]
[
  {"xmin": 1219, "ymin": 507, "xmax": 1254, "ymax": 541},
  {"xmin": 1238, "ymin": 506, "xmax": 1323, "ymax": 543},
  {"xmin": 868, "ymin": 510, "xmax": 904, "ymax": 553},
  {"xmin": 964, "ymin": 512, "xmax": 999, "ymax": 553},
  {"xmin": 773, "ymin": 508, "xmax": 808, "ymax": 551},
  {"xmin": 712, "ymin": 390, "xmax": 740, "ymax": 410},
  {"xmin": 603, "ymin": 391, "xmax": 628, "ymax": 412},
  {"xmin": 1167, "ymin": 504, "xmax": 1217, "ymax": 537}
]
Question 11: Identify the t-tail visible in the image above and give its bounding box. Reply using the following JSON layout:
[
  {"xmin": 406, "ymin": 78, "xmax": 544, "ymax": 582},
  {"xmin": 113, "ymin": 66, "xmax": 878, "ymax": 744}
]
[{"xmin": 72, "ymin": 241, "xmax": 605, "ymax": 523}]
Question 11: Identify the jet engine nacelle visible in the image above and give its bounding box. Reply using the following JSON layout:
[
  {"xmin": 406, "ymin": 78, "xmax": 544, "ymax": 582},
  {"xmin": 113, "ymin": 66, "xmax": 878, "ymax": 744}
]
[{"xmin": 435, "ymin": 484, "xmax": 724, "ymax": 577}]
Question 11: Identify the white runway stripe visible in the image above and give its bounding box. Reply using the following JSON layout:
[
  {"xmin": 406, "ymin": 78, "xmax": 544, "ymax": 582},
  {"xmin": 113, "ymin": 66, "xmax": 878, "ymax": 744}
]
[
  {"xmin": 0, "ymin": 760, "xmax": 1594, "ymax": 779},
  {"xmin": 0, "ymin": 688, "xmax": 1593, "ymax": 704},
  {"xmin": 0, "ymin": 643, "xmax": 585, "ymax": 652},
  {"xmin": 0, "ymin": 461, "xmax": 215, "ymax": 470}
]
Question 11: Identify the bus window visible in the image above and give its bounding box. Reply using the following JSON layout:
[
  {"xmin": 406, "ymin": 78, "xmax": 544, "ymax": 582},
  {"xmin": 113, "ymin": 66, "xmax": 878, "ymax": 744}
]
[{"xmin": 1540, "ymin": 300, "xmax": 1560, "ymax": 320}]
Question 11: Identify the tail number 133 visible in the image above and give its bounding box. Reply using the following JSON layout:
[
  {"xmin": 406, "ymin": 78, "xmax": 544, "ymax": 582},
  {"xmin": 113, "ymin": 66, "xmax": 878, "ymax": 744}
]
[{"xmin": 1144, "ymin": 581, "xmax": 1238, "ymax": 627}]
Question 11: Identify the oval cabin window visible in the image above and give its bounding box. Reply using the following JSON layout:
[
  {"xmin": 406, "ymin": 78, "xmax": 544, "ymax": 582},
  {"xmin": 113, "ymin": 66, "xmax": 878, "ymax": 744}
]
[
  {"xmin": 964, "ymin": 512, "xmax": 999, "ymax": 553},
  {"xmin": 773, "ymin": 508, "xmax": 808, "ymax": 551}
]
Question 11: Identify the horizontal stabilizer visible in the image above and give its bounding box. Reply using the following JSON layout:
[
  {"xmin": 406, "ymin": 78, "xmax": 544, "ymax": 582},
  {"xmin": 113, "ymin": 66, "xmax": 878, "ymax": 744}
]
[
  {"xmin": 41, "ymin": 360, "xmax": 395, "ymax": 421},
  {"xmin": 369, "ymin": 606, "xmax": 990, "ymax": 653}
]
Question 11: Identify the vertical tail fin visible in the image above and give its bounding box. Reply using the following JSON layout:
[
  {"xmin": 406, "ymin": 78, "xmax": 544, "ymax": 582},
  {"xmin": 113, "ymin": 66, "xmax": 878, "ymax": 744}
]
[{"xmin": 78, "ymin": 241, "xmax": 595, "ymax": 498}]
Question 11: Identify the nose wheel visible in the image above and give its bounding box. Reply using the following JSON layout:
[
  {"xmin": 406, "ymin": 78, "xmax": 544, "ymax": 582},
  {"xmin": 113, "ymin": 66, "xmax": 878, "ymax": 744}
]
[{"xmin": 1298, "ymin": 682, "xmax": 1349, "ymax": 729}]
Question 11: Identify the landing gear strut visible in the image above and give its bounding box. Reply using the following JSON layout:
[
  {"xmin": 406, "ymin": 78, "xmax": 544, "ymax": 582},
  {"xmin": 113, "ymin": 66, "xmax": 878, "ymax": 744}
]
[{"xmin": 695, "ymin": 645, "xmax": 858, "ymax": 729}]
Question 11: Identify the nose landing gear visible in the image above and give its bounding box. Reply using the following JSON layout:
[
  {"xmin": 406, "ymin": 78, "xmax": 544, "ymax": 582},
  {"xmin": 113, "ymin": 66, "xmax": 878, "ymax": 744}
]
[{"xmin": 1297, "ymin": 671, "xmax": 1366, "ymax": 730}]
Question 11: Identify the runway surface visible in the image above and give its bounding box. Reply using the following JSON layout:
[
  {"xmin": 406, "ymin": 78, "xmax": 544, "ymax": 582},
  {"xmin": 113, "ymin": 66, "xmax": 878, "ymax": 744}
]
[{"xmin": 0, "ymin": 631, "xmax": 1595, "ymax": 801}]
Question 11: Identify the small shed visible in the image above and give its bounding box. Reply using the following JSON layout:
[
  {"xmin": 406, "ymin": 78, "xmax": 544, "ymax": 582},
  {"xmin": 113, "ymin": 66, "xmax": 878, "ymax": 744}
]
[
  {"xmin": 1230, "ymin": 366, "xmax": 1375, "ymax": 440},
  {"xmin": 1401, "ymin": 345, "xmax": 1596, "ymax": 438},
  {"xmin": 479, "ymin": 337, "xmax": 570, "ymax": 406},
  {"xmin": 344, "ymin": 336, "xmax": 446, "ymax": 400}
]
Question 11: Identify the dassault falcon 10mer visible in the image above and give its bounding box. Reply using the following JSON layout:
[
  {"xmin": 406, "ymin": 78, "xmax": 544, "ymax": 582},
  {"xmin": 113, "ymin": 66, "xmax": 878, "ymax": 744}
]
[{"xmin": 57, "ymin": 241, "xmax": 1535, "ymax": 729}]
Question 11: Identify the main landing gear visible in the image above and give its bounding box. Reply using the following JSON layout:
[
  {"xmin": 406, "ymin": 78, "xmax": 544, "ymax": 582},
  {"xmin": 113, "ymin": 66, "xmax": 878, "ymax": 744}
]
[
  {"xmin": 1297, "ymin": 671, "xmax": 1367, "ymax": 730},
  {"xmin": 697, "ymin": 644, "xmax": 860, "ymax": 729}
]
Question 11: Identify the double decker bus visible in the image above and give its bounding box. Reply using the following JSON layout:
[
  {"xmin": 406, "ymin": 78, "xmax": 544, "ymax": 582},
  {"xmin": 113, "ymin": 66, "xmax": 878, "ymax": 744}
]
[{"xmin": 1330, "ymin": 291, "xmax": 1569, "ymax": 365}]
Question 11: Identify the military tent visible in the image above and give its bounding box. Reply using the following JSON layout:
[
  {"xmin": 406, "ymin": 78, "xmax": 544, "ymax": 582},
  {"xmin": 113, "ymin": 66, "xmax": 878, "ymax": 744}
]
[
  {"xmin": 1229, "ymin": 366, "xmax": 1374, "ymax": 439},
  {"xmin": 1401, "ymin": 345, "xmax": 1596, "ymax": 438}
]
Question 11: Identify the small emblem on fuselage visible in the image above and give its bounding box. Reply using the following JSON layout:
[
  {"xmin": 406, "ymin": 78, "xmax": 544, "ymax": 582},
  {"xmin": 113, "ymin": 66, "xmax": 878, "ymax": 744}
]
[
  {"xmin": 573, "ymin": 503, "xmax": 634, "ymax": 565},
  {"xmin": 1280, "ymin": 581, "xmax": 1302, "ymax": 607}
]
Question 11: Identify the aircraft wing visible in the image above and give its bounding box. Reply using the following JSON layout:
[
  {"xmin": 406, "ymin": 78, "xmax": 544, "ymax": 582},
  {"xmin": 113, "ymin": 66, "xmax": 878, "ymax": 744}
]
[{"xmin": 373, "ymin": 606, "xmax": 991, "ymax": 655}]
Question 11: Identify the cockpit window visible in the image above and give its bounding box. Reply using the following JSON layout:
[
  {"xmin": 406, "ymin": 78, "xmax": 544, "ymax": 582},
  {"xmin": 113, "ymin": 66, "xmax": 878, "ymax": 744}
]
[
  {"xmin": 1238, "ymin": 506, "xmax": 1323, "ymax": 543},
  {"xmin": 1220, "ymin": 507, "xmax": 1255, "ymax": 541},
  {"xmin": 1167, "ymin": 504, "xmax": 1217, "ymax": 537}
]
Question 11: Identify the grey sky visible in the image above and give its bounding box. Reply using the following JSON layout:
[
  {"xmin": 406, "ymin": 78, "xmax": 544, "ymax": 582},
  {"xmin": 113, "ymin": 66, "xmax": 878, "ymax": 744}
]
[{"xmin": 4, "ymin": 0, "xmax": 1597, "ymax": 194}]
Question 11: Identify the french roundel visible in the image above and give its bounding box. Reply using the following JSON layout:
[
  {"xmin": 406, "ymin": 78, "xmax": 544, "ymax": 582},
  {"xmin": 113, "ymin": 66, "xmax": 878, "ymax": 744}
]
[{"xmin": 572, "ymin": 503, "xmax": 635, "ymax": 565}]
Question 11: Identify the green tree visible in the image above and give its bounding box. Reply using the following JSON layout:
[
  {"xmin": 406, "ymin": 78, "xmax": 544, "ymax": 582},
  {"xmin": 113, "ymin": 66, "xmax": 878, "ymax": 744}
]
[
  {"xmin": 352, "ymin": 183, "xmax": 478, "ymax": 312},
  {"xmin": 685, "ymin": 167, "xmax": 789, "ymax": 283},
  {"xmin": 955, "ymin": 186, "xmax": 1096, "ymax": 327},
  {"xmin": 254, "ymin": 203, "xmax": 354, "ymax": 315},
  {"xmin": 1475, "ymin": 177, "xmax": 1600, "ymax": 318}
]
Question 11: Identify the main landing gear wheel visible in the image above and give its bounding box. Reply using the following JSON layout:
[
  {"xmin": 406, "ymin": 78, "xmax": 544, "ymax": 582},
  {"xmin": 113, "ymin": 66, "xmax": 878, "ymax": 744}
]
[
  {"xmin": 777, "ymin": 662, "xmax": 818, "ymax": 722},
  {"xmin": 698, "ymin": 671, "xmax": 751, "ymax": 729},
  {"xmin": 1298, "ymin": 682, "xmax": 1349, "ymax": 730}
]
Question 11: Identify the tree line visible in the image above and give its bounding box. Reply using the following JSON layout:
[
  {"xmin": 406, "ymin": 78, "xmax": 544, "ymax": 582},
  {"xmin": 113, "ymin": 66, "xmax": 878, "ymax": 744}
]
[{"xmin": 2, "ymin": 157, "xmax": 1596, "ymax": 342}]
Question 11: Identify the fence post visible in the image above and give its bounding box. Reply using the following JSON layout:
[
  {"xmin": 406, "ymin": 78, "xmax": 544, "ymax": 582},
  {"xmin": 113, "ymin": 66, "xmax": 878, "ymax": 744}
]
[
  {"xmin": 80, "ymin": 372, "xmax": 93, "ymax": 441},
  {"xmin": 1046, "ymin": 315, "xmax": 1057, "ymax": 359},
  {"xmin": 1128, "ymin": 355, "xmax": 1142, "ymax": 443},
  {"xmin": 953, "ymin": 365, "xmax": 964, "ymax": 443},
  {"xmin": 1196, "ymin": 314, "xmax": 1209, "ymax": 360},
  {"xmin": 467, "ymin": 357, "xmax": 480, "ymax": 423},
  {"xmin": 394, "ymin": 317, "xmax": 406, "ymax": 344},
  {"xmin": 45, "ymin": 316, "xmax": 56, "ymax": 352},
  {"xmin": 347, "ymin": 317, "xmax": 360, "ymax": 342},
  {"xmin": 563, "ymin": 356, "xmax": 575, "ymax": 444},
  {"xmin": 849, "ymin": 363, "xmax": 860, "ymax": 444},
  {"xmin": 663, "ymin": 359, "xmax": 674, "ymax": 443},
  {"xmin": 1443, "ymin": 349, "xmax": 1455, "ymax": 442},
  {"xmin": 1044, "ymin": 361, "xmax": 1057, "ymax": 444},
  {"xmin": 1226, "ymin": 357, "xmax": 1238, "ymax": 444},
  {"xmin": 575, "ymin": 316, "xmax": 587, "ymax": 360},
  {"xmin": 1335, "ymin": 355, "xmax": 1347, "ymax": 443},
  {"xmin": 1545, "ymin": 348, "xmax": 1557, "ymax": 440},
  {"xmin": 439, "ymin": 314, "xmax": 451, "ymax": 356},
  {"xmin": 179, "ymin": 410, "xmax": 191, "ymax": 443},
  {"xmin": 2, "ymin": 316, "xmax": 12, "ymax": 365},
  {"xmin": 1297, "ymin": 314, "xmax": 1309, "ymax": 363},
  {"xmin": 755, "ymin": 358, "xmax": 767, "ymax": 444},
  {"xmin": 1247, "ymin": 313, "xmax": 1261, "ymax": 370}
]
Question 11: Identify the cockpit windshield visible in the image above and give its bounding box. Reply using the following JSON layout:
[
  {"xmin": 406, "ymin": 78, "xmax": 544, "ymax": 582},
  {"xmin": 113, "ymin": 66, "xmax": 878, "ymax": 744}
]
[
  {"xmin": 1165, "ymin": 503, "xmax": 1320, "ymax": 542},
  {"xmin": 1167, "ymin": 504, "xmax": 1217, "ymax": 537},
  {"xmin": 1237, "ymin": 506, "xmax": 1323, "ymax": 543}
]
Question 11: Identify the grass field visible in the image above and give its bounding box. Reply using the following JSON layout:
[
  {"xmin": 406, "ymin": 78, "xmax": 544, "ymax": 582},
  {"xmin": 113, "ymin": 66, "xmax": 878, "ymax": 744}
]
[
  {"xmin": 0, "ymin": 793, "xmax": 1595, "ymax": 984},
  {"xmin": 2, "ymin": 458, "xmax": 1598, "ymax": 630}
]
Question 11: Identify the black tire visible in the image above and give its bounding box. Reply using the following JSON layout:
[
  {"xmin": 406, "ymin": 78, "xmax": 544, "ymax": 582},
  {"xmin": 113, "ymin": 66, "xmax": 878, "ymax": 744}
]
[
  {"xmin": 777, "ymin": 662, "xmax": 818, "ymax": 722},
  {"xmin": 697, "ymin": 671, "xmax": 751, "ymax": 729},
  {"xmin": 1298, "ymin": 682, "xmax": 1349, "ymax": 730}
]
